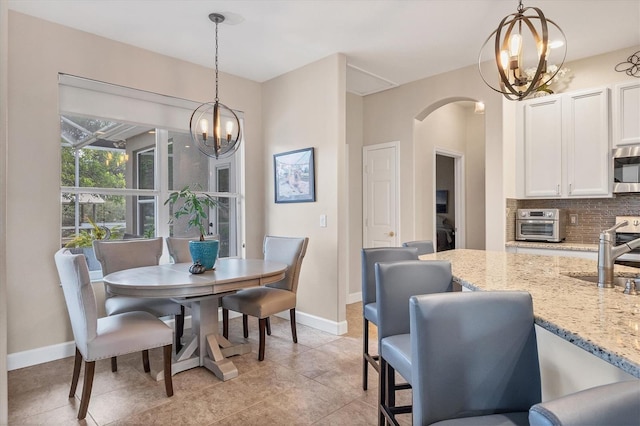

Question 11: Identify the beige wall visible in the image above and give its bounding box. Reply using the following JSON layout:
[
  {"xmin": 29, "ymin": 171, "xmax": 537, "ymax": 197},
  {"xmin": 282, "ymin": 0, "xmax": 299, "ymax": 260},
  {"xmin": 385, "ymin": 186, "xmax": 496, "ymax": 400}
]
[
  {"xmin": 346, "ymin": 93, "xmax": 363, "ymax": 298},
  {"xmin": 362, "ymin": 65, "xmax": 503, "ymax": 250},
  {"xmin": 262, "ymin": 54, "xmax": 347, "ymax": 325},
  {"xmin": 1, "ymin": 0, "xmax": 9, "ymax": 421},
  {"xmin": 413, "ymin": 102, "xmax": 486, "ymax": 249},
  {"xmin": 6, "ymin": 11, "xmax": 263, "ymax": 354},
  {"xmin": 465, "ymin": 107, "xmax": 486, "ymax": 249}
]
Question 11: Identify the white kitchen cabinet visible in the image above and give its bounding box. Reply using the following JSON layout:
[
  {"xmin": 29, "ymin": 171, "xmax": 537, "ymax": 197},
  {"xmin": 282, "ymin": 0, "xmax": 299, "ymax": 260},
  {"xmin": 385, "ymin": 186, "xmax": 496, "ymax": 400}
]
[
  {"xmin": 612, "ymin": 81, "xmax": 640, "ymax": 147},
  {"xmin": 517, "ymin": 87, "xmax": 611, "ymax": 198},
  {"xmin": 521, "ymin": 95, "xmax": 563, "ymax": 197}
]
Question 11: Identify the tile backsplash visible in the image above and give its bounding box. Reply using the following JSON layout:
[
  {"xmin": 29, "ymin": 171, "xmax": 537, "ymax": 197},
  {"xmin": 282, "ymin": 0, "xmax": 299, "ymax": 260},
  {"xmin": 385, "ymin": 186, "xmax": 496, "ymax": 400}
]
[{"xmin": 506, "ymin": 194, "xmax": 640, "ymax": 244}]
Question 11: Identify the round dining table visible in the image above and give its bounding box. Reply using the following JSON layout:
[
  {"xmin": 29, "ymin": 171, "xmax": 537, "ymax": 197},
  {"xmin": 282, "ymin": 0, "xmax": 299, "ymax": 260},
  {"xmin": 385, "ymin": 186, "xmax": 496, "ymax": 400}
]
[{"xmin": 102, "ymin": 258, "xmax": 287, "ymax": 381}]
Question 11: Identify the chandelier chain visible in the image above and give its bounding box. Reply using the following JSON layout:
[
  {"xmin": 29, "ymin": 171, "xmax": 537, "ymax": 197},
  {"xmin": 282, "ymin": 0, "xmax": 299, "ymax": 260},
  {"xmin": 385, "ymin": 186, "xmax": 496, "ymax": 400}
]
[{"xmin": 214, "ymin": 18, "xmax": 219, "ymax": 102}]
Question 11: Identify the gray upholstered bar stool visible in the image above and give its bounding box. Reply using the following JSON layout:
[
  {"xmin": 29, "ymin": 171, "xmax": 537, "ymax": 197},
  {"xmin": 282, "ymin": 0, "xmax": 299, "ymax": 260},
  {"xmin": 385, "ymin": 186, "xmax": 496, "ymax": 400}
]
[
  {"xmin": 401, "ymin": 240, "xmax": 435, "ymax": 256},
  {"xmin": 409, "ymin": 291, "xmax": 541, "ymax": 426},
  {"xmin": 361, "ymin": 247, "xmax": 419, "ymax": 391},
  {"xmin": 529, "ymin": 380, "xmax": 640, "ymax": 426},
  {"xmin": 376, "ymin": 260, "xmax": 453, "ymax": 426}
]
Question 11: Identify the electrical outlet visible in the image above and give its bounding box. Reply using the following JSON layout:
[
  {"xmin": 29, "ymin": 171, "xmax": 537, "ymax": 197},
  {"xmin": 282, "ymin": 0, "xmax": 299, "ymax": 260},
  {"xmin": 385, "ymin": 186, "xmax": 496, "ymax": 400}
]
[{"xmin": 570, "ymin": 214, "xmax": 578, "ymax": 225}]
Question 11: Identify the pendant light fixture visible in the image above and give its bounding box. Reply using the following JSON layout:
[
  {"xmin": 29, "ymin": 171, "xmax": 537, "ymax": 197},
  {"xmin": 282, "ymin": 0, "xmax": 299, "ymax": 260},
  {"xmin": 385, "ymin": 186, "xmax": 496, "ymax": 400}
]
[
  {"xmin": 478, "ymin": 0, "xmax": 567, "ymax": 101},
  {"xmin": 190, "ymin": 13, "xmax": 241, "ymax": 159}
]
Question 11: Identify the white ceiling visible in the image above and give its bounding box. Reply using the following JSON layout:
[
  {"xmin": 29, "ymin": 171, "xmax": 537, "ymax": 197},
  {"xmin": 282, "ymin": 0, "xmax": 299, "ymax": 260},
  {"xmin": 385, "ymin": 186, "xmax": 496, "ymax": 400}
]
[{"xmin": 8, "ymin": 0, "xmax": 640, "ymax": 95}]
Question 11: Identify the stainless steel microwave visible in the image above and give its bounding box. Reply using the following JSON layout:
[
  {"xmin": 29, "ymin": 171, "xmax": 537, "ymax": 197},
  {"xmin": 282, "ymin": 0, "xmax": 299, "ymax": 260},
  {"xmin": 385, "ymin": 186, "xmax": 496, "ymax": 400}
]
[
  {"xmin": 613, "ymin": 145, "xmax": 640, "ymax": 193},
  {"xmin": 516, "ymin": 209, "xmax": 566, "ymax": 243}
]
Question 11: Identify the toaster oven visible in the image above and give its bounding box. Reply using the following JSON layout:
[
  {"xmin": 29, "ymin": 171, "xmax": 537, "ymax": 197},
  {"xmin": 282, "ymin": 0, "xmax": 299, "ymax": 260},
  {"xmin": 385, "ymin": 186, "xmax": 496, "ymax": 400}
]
[{"xmin": 516, "ymin": 209, "xmax": 566, "ymax": 242}]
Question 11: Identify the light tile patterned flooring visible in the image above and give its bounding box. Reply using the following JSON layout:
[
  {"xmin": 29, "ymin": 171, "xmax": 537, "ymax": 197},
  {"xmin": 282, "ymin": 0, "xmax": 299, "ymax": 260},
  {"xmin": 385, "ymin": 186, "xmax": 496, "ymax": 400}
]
[{"xmin": 8, "ymin": 303, "xmax": 412, "ymax": 425}]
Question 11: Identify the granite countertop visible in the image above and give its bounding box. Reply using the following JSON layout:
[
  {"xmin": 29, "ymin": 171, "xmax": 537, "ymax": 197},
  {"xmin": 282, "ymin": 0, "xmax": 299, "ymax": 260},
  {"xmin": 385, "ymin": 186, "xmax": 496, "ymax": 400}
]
[
  {"xmin": 505, "ymin": 240, "xmax": 598, "ymax": 252},
  {"xmin": 420, "ymin": 249, "xmax": 640, "ymax": 378}
]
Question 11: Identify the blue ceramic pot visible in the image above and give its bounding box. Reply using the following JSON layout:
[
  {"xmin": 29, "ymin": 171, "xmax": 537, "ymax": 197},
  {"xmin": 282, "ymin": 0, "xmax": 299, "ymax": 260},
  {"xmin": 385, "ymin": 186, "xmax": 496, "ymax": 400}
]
[{"xmin": 188, "ymin": 239, "xmax": 219, "ymax": 270}]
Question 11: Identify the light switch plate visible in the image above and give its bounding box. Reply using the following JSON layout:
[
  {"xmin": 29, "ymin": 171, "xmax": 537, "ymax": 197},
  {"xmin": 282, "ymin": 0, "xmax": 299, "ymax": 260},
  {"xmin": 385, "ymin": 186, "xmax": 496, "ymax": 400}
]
[{"xmin": 320, "ymin": 214, "xmax": 327, "ymax": 227}]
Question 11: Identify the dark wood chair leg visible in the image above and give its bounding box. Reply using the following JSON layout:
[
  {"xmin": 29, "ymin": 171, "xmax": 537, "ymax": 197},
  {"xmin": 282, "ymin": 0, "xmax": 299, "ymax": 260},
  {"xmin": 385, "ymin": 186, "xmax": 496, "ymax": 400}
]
[
  {"xmin": 77, "ymin": 361, "xmax": 95, "ymax": 420},
  {"xmin": 289, "ymin": 309, "xmax": 298, "ymax": 343},
  {"xmin": 243, "ymin": 314, "xmax": 249, "ymax": 338},
  {"xmin": 379, "ymin": 357, "xmax": 387, "ymax": 426},
  {"xmin": 142, "ymin": 350, "xmax": 150, "ymax": 373},
  {"xmin": 266, "ymin": 317, "xmax": 271, "ymax": 335},
  {"xmin": 387, "ymin": 363, "xmax": 396, "ymax": 412},
  {"xmin": 222, "ymin": 308, "xmax": 229, "ymax": 339},
  {"xmin": 363, "ymin": 317, "xmax": 369, "ymax": 390},
  {"xmin": 258, "ymin": 318, "xmax": 266, "ymax": 361},
  {"xmin": 111, "ymin": 356, "xmax": 117, "ymax": 372},
  {"xmin": 163, "ymin": 344, "xmax": 174, "ymax": 397},
  {"xmin": 175, "ymin": 306, "xmax": 185, "ymax": 353},
  {"xmin": 69, "ymin": 347, "xmax": 82, "ymax": 398}
]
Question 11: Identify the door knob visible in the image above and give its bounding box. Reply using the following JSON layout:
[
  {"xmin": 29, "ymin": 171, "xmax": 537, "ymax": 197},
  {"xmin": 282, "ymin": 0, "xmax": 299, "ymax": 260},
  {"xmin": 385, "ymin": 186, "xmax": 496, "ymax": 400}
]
[{"xmin": 388, "ymin": 231, "xmax": 395, "ymax": 237}]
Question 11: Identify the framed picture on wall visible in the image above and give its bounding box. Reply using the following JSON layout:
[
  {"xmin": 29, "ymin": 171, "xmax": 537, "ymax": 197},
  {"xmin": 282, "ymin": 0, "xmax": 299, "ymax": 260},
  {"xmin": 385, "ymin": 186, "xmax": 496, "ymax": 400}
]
[
  {"xmin": 436, "ymin": 190, "xmax": 448, "ymax": 213},
  {"xmin": 273, "ymin": 147, "xmax": 316, "ymax": 203}
]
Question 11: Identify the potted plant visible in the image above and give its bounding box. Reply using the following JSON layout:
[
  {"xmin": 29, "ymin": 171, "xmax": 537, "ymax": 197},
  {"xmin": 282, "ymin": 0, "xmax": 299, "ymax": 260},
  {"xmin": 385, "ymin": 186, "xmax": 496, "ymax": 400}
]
[
  {"xmin": 65, "ymin": 216, "xmax": 112, "ymax": 270},
  {"xmin": 164, "ymin": 185, "xmax": 220, "ymax": 269}
]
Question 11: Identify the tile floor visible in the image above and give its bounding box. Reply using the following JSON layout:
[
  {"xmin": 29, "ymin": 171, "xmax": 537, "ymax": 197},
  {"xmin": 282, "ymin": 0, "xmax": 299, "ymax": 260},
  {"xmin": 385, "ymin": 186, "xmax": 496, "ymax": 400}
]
[{"xmin": 8, "ymin": 303, "xmax": 412, "ymax": 425}]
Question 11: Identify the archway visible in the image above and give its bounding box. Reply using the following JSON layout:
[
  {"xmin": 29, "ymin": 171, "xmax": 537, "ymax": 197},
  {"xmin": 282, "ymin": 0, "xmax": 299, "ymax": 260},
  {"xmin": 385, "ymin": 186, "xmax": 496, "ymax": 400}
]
[{"xmin": 413, "ymin": 97, "xmax": 486, "ymax": 250}]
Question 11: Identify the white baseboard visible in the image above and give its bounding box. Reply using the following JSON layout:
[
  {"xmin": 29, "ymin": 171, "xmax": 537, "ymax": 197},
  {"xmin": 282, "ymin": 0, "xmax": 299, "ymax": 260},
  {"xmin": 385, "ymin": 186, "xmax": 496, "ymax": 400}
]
[
  {"xmin": 274, "ymin": 310, "xmax": 348, "ymax": 335},
  {"xmin": 7, "ymin": 309, "xmax": 342, "ymax": 370},
  {"xmin": 347, "ymin": 292, "xmax": 362, "ymax": 304},
  {"xmin": 7, "ymin": 341, "xmax": 76, "ymax": 371}
]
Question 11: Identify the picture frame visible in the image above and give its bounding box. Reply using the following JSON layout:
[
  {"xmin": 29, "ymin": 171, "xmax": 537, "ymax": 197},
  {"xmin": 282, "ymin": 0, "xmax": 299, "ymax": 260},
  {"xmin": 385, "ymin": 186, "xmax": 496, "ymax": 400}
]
[
  {"xmin": 436, "ymin": 190, "xmax": 448, "ymax": 213},
  {"xmin": 273, "ymin": 147, "xmax": 316, "ymax": 203}
]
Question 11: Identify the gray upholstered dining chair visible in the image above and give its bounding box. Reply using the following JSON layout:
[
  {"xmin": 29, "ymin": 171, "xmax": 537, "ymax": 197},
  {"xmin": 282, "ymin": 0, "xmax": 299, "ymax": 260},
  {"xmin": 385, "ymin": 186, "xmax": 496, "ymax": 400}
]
[
  {"xmin": 54, "ymin": 249, "xmax": 174, "ymax": 420},
  {"xmin": 165, "ymin": 235, "xmax": 220, "ymax": 263},
  {"xmin": 375, "ymin": 260, "xmax": 453, "ymax": 426},
  {"xmin": 529, "ymin": 380, "xmax": 640, "ymax": 426},
  {"xmin": 401, "ymin": 240, "xmax": 435, "ymax": 256},
  {"xmin": 409, "ymin": 291, "xmax": 541, "ymax": 426},
  {"xmin": 93, "ymin": 237, "xmax": 185, "ymax": 358},
  {"xmin": 361, "ymin": 247, "xmax": 419, "ymax": 391},
  {"xmin": 221, "ymin": 236, "xmax": 309, "ymax": 361}
]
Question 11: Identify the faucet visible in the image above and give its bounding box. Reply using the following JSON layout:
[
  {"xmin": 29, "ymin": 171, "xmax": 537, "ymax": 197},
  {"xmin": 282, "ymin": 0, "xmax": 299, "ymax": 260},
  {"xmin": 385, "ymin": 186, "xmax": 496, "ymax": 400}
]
[{"xmin": 597, "ymin": 220, "xmax": 640, "ymax": 288}]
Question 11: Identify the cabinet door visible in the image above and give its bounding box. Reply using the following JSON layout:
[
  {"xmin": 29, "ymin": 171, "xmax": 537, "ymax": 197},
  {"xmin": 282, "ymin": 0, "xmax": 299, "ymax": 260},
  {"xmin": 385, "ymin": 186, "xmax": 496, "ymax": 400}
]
[
  {"xmin": 565, "ymin": 87, "xmax": 611, "ymax": 197},
  {"xmin": 523, "ymin": 96, "xmax": 563, "ymax": 197},
  {"xmin": 612, "ymin": 81, "xmax": 640, "ymax": 147}
]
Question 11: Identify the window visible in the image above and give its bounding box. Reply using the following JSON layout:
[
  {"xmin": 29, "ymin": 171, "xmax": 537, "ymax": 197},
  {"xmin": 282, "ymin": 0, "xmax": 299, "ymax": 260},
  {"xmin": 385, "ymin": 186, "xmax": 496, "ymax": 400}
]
[{"xmin": 59, "ymin": 75, "xmax": 244, "ymax": 275}]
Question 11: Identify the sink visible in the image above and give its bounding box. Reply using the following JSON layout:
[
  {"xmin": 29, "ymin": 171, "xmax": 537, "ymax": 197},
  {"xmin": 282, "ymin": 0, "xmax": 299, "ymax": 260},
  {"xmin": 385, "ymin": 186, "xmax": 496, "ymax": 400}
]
[{"xmin": 566, "ymin": 274, "xmax": 634, "ymax": 287}]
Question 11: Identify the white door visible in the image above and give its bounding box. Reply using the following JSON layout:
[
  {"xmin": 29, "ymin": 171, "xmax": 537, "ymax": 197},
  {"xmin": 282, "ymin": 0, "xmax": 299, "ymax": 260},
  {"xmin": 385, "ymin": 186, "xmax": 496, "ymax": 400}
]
[{"xmin": 363, "ymin": 142, "xmax": 399, "ymax": 247}]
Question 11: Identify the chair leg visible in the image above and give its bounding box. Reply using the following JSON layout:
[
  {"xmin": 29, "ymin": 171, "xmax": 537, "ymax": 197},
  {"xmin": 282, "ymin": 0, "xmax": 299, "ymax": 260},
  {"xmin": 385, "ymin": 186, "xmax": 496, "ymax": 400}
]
[
  {"xmin": 387, "ymin": 362, "xmax": 396, "ymax": 413},
  {"xmin": 77, "ymin": 360, "xmax": 95, "ymax": 420},
  {"xmin": 258, "ymin": 318, "xmax": 267, "ymax": 361},
  {"xmin": 266, "ymin": 317, "xmax": 272, "ymax": 336},
  {"xmin": 175, "ymin": 306, "xmax": 185, "ymax": 353},
  {"xmin": 222, "ymin": 308, "xmax": 229, "ymax": 339},
  {"xmin": 163, "ymin": 344, "xmax": 174, "ymax": 397},
  {"xmin": 69, "ymin": 347, "xmax": 82, "ymax": 398},
  {"xmin": 379, "ymin": 358, "xmax": 402, "ymax": 426},
  {"xmin": 379, "ymin": 357, "xmax": 387, "ymax": 426},
  {"xmin": 243, "ymin": 314, "xmax": 249, "ymax": 338},
  {"xmin": 289, "ymin": 309, "xmax": 298, "ymax": 343},
  {"xmin": 363, "ymin": 317, "xmax": 380, "ymax": 391},
  {"xmin": 111, "ymin": 356, "xmax": 117, "ymax": 372},
  {"xmin": 142, "ymin": 350, "xmax": 150, "ymax": 373}
]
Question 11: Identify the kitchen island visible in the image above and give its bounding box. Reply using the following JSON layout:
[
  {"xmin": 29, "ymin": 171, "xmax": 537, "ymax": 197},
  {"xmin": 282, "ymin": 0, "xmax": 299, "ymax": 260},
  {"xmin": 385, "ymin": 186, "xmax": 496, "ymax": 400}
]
[{"xmin": 420, "ymin": 249, "xmax": 639, "ymax": 399}]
